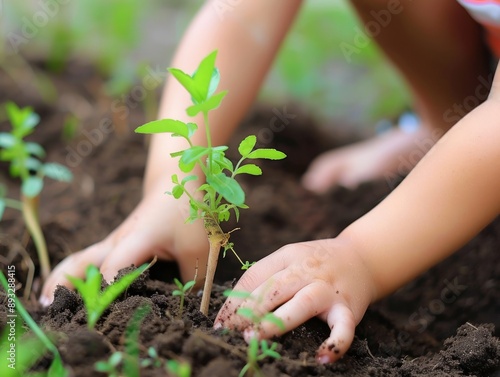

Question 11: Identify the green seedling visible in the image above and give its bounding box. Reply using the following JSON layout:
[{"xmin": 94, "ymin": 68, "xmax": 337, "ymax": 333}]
[
  {"xmin": 95, "ymin": 304, "xmax": 150, "ymax": 377},
  {"xmin": 224, "ymin": 290, "xmax": 285, "ymax": 377},
  {"xmin": 172, "ymin": 278, "xmax": 195, "ymax": 319},
  {"xmin": 135, "ymin": 51, "xmax": 286, "ymax": 315},
  {"xmin": 140, "ymin": 347, "xmax": 191, "ymax": 377},
  {"xmin": 66, "ymin": 261, "xmax": 154, "ymax": 329},
  {"xmin": 0, "ymin": 102, "xmax": 73, "ymax": 282},
  {"xmin": 165, "ymin": 360, "xmax": 192, "ymax": 377},
  {"xmin": 0, "ymin": 271, "xmax": 68, "ymax": 377}
]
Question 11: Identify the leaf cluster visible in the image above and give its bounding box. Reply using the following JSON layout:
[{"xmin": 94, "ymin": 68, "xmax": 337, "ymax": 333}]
[
  {"xmin": 0, "ymin": 102, "xmax": 72, "ymax": 198},
  {"xmin": 135, "ymin": 51, "xmax": 286, "ymax": 225},
  {"xmin": 67, "ymin": 264, "xmax": 150, "ymax": 329}
]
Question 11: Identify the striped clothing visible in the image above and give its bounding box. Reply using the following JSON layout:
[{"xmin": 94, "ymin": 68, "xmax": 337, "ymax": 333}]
[{"xmin": 459, "ymin": 0, "xmax": 500, "ymax": 56}]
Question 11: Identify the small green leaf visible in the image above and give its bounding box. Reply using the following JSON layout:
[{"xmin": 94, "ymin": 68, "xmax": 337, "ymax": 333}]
[
  {"xmin": 234, "ymin": 164, "xmax": 262, "ymax": 176},
  {"xmin": 172, "ymin": 185, "xmax": 184, "ymax": 199},
  {"xmin": 192, "ymin": 50, "xmax": 218, "ymax": 101},
  {"xmin": 25, "ymin": 142, "xmax": 46, "ymax": 158},
  {"xmin": 180, "ymin": 146, "xmax": 209, "ymax": 166},
  {"xmin": 207, "ymin": 68, "xmax": 221, "ymax": 98},
  {"xmin": 186, "ymin": 91, "xmax": 228, "ymax": 117},
  {"xmin": 135, "ymin": 119, "xmax": 192, "ymax": 141},
  {"xmin": 238, "ymin": 135, "xmax": 257, "ymax": 157},
  {"xmin": 22, "ymin": 176, "xmax": 43, "ymax": 197},
  {"xmin": 186, "ymin": 122, "xmax": 198, "ymax": 138},
  {"xmin": 207, "ymin": 173, "xmax": 244, "ymax": 206},
  {"xmin": 0, "ymin": 199, "xmax": 5, "ymax": 221},
  {"xmin": 184, "ymin": 280, "xmax": 195, "ymax": 291},
  {"xmin": 237, "ymin": 307, "xmax": 258, "ymax": 321},
  {"xmin": 247, "ymin": 148, "xmax": 286, "ymax": 160},
  {"xmin": 262, "ymin": 313, "xmax": 285, "ymax": 331},
  {"xmin": 25, "ymin": 157, "xmax": 42, "ymax": 172},
  {"xmin": 48, "ymin": 354, "xmax": 69, "ymax": 377},
  {"xmin": 0, "ymin": 133, "xmax": 16, "ymax": 148},
  {"xmin": 169, "ymin": 68, "xmax": 204, "ymax": 103},
  {"xmin": 181, "ymin": 175, "xmax": 198, "ymax": 185},
  {"xmin": 223, "ymin": 290, "xmax": 253, "ymax": 299},
  {"xmin": 43, "ymin": 163, "xmax": 73, "ymax": 182}
]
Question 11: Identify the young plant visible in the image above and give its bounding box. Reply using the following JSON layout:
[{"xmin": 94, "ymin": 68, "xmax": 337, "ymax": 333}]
[
  {"xmin": 224, "ymin": 290, "xmax": 285, "ymax": 377},
  {"xmin": 165, "ymin": 360, "xmax": 192, "ymax": 377},
  {"xmin": 0, "ymin": 102, "xmax": 73, "ymax": 282},
  {"xmin": 66, "ymin": 261, "xmax": 153, "ymax": 329},
  {"xmin": 135, "ymin": 51, "xmax": 286, "ymax": 315},
  {"xmin": 95, "ymin": 304, "xmax": 151, "ymax": 377},
  {"xmin": 0, "ymin": 271, "xmax": 68, "ymax": 377},
  {"xmin": 172, "ymin": 278, "xmax": 195, "ymax": 319}
]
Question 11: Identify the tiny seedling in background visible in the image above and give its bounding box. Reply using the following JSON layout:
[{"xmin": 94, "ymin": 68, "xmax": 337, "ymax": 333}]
[
  {"xmin": 166, "ymin": 359, "xmax": 192, "ymax": 377},
  {"xmin": 0, "ymin": 102, "xmax": 73, "ymax": 282},
  {"xmin": 224, "ymin": 290, "xmax": 285, "ymax": 377},
  {"xmin": 0, "ymin": 271, "xmax": 68, "ymax": 377},
  {"xmin": 135, "ymin": 51, "xmax": 286, "ymax": 315},
  {"xmin": 67, "ymin": 261, "xmax": 154, "ymax": 329},
  {"xmin": 95, "ymin": 304, "xmax": 151, "ymax": 377},
  {"xmin": 172, "ymin": 278, "xmax": 195, "ymax": 319}
]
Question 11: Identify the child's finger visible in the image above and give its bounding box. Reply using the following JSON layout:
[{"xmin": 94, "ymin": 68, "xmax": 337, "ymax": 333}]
[
  {"xmin": 245, "ymin": 281, "xmax": 332, "ymax": 341},
  {"xmin": 316, "ymin": 303, "xmax": 356, "ymax": 364},
  {"xmin": 40, "ymin": 242, "xmax": 108, "ymax": 306}
]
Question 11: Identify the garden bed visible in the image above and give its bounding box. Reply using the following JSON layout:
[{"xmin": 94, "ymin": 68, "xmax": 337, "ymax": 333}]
[{"xmin": 0, "ymin": 61, "xmax": 499, "ymax": 376}]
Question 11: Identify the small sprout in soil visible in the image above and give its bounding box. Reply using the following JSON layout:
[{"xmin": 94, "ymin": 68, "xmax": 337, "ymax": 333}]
[
  {"xmin": 166, "ymin": 359, "xmax": 192, "ymax": 377},
  {"xmin": 67, "ymin": 262, "xmax": 153, "ymax": 329},
  {"xmin": 0, "ymin": 271, "xmax": 69, "ymax": 377},
  {"xmin": 0, "ymin": 102, "xmax": 73, "ymax": 282},
  {"xmin": 140, "ymin": 347, "xmax": 163, "ymax": 368},
  {"xmin": 172, "ymin": 278, "xmax": 195, "ymax": 319},
  {"xmin": 224, "ymin": 290, "xmax": 285, "ymax": 377},
  {"xmin": 95, "ymin": 303, "xmax": 151, "ymax": 377},
  {"xmin": 135, "ymin": 51, "xmax": 286, "ymax": 315}
]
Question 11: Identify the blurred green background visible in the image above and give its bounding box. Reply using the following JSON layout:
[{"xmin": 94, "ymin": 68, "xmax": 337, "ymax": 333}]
[{"xmin": 0, "ymin": 0, "xmax": 411, "ymax": 131}]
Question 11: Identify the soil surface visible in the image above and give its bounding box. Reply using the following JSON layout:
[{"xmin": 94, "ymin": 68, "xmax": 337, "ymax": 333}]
[{"xmin": 0, "ymin": 60, "xmax": 499, "ymax": 377}]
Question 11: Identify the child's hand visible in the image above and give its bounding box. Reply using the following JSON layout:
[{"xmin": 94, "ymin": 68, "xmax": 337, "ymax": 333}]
[
  {"xmin": 214, "ymin": 238, "xmax": 376, "ymax": 364},
  {"xmin": 40, "ymin": 184, "xmax": 208, "ymax": 306}
]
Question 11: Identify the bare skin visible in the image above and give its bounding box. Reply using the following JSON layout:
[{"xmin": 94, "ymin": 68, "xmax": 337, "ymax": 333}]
[{"xmin": 41, "ymin": 0, "xmax": 500, "ymax": 365}]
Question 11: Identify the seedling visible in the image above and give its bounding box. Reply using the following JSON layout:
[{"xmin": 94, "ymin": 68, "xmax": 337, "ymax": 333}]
[
  {"xmin": 95, "ymin": 304, "xmax": 150, "ymax": 377},
  {"xmin": 135, "ymin": 51, "xmax": 286, "ymax": 315},
  {"xmin": 0, "ymin": 102, "xmax": 73, "ymax": 282},
  {"xmin": 165, "ymin": 360, "xmax": 192, "ymax": 377},
  {"xmin": 172, "ymin": 278, "xmax": 195, "ymax": 319},
  {"xmin": 224, "ymin": 290, "xmax": 285, "ymax": 377},
  {"xmin": 0, "ymin": 271, "xmax": 68, "ymax": 377},
  {"xmin": 66, "ymin": 261, "xmax": 154, "ymax": 329}
]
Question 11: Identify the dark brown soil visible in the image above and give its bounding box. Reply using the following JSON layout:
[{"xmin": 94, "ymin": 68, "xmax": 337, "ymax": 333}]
[{"xmin": 0, "ymin": 60, "xmax": 499, "ymax": 377}]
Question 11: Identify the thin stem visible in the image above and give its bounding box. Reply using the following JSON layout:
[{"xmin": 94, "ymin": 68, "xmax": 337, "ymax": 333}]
[
  {"xmin": 4, "ymin": 198, "xmax": 23, "ymax": 211},
  {"xmin": 21, "ymin": 195, "xmax": 51, "ymax": 282},
  {"xmin": 203, "ymin": 111, "xmax": 213, "ymax": 173}
]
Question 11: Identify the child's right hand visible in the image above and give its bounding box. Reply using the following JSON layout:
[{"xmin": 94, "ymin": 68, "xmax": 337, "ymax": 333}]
[{"xmin": 40, "ymin": 180, "xmax": 208, "ymax": 306}]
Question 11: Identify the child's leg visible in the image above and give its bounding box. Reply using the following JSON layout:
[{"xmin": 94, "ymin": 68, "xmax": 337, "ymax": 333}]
[{"xmin": 302, "ymin": 0, "xmax": 491, "ymax": 192}]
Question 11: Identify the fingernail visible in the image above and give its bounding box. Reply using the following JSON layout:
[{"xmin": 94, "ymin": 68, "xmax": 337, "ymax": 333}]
[
  {"xmin": 317, "ymin": 355, "xmax": 330, "ymax": 365},
  {"xmin": 39, "ymin": 296, "xmax": 50, "ymax": 307},
  {"xmin": 243, "ymin": 328, "xmax": 256, "ymax": 343},
  {"xmin": 213, "ymin": 322, "xmax": 222, "ymax": 330}
]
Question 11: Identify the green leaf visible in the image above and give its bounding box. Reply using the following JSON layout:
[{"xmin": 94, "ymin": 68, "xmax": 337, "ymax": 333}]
[
  {"xmin": 135, "ymin": 119, "xmax": 194, "ymax": 142},
  {"xmin": 22, "ymin": 176, "xmax": 43, "ymax": 197},
  {"xmin": 0, "ymin": 133, "xmax": 16, "ymax": 148},
  {"xmin": 234, "ymin": 164, "xmax": 262, "ymax": 176},
  {"xmin": 262, "ymin": 313, "xmax": 285, "ymax": 331},
  {"xmin": 207, "ymin": 173, "xmax": 244, "ymax": 206},
  {"xmin": 179, "ymin": 160, "xmax": 196, "ymax": 174},
  {"xmin": 25, "ymin": 142, "xmax": 46, "ymax": 158},
  {"xmin": 247, "ymin": 148, "xmax": 287, "ymax": 160},
  {"xmin": 43, "ymin": 163, "xmax": 73, "ymax": 182},
  {"xmin": 237, "ymin": 307, "xmax": 258, "ymax": 321},
  {"xmin": 238, "ymin": 135, "xmax": 257, "ymax": 157},
  {"xmin": 181, "ymin": 175, "xmax": 198, "ymax": 185},
  {"xmin": 25, "ymin": 157, "xmax": 42, "ymax": 172},
  {"xmin": 186, "ymin": 91, "xmax": 228, "ymax": 117},
  {"xmin": 169, "ymin": 68, "xmax": 204, "ymax": 103},
  {"xmin": 184, "ymin": 280, "xmax": 195, "ymax": 291},
  {"xmin": 180, "ymin": 146, "xmax": 209, "ymax": 166},
  {"xmin": 207, "ymin": 68, "xmax": 221, "ymax": 98},
  {"xmin": 192, "ymin": 50, "xmax": 218, "ymax": 101},
  {"xmin": 0, "ymin": 199, "xmax": 5, "ymax": 220},
  {"xmin": 172, "ymin": 185, "xmax": 184, "ymax": 199},
  {"xmin": 48, "ymin": 354, "xmax": 69, "ymax": 377}
]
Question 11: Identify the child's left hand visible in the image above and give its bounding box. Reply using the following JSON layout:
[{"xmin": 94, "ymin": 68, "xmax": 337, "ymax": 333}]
[{"xmin": 214, "ymin": 238, "xmax": 376, "ymax": 364}]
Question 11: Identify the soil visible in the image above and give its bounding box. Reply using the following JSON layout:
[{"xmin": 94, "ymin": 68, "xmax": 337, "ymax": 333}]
[{"xmin": 0, "ymin": 60, "xmax": 499, "ymax": 377}]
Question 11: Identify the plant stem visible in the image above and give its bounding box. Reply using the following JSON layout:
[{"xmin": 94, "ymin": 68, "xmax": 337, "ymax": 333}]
[
  {"xmin": 199, "ymin": 215, "xmax": 228, "ymax": 315},
  {"xmin": 21, "ymin": 195, "xmax": 50, "ymax": 282},
  {"xmin": 203, "ymin": 111, "xmax": 213, "ymax": 172},
  {"xmin": 4, "ymin": 198, "xmax": 23, "ymax": 211}
]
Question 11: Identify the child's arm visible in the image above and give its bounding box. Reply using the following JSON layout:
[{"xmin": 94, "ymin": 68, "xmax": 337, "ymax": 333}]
[
  {"xmin": 216, "ymin": 64, "xmax": 500, "ymax": 363},
  {"xmin": 40, "ymin": 0, "xmax": 302, "ymax": 305}
]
